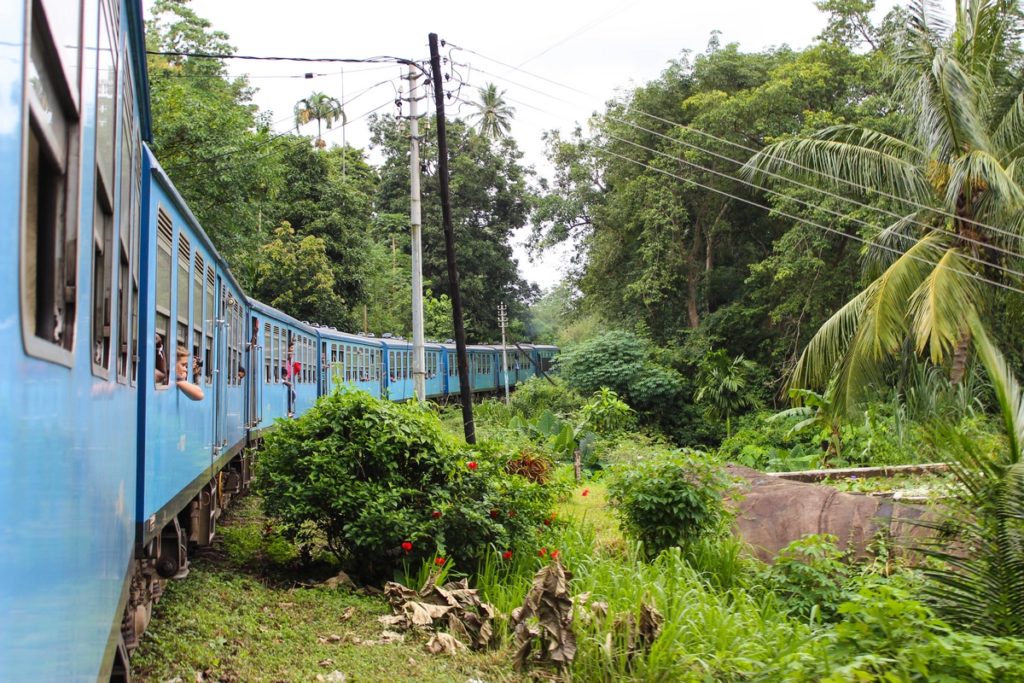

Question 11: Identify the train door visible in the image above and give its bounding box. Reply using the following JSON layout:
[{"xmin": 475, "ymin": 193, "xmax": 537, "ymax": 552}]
[
  {"xmin": 212, "ymin": 280, "xmax": 228, "ymax": 456},
  {"xmin": 248, "ymin": 316, "xmax": 261, "ymax": 428}
]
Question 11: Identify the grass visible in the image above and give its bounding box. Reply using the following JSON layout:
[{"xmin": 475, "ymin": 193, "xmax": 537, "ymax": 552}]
[
  {"xmin": 131, "ymin": 497, "xmax": 527, "ymax": 683},
  {"xmin": 556, "ymin": 480, "xmax": 621, "ymax": 551}
]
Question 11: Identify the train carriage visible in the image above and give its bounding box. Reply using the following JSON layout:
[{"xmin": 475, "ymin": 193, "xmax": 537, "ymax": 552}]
[
  {"xmin": 316, "ymin": 328, "xmax": 385, "ymax": 399},
  {"xmin": 247, "ymin": 299, "xmax": 319, "ymax": 431},
  {"xmin": 1, "ymin": 0, "xmax": 151, "ymax": 679},
  {"xmin": 380, "ymin": 336, "xmax": 445, "ymax": 401}
]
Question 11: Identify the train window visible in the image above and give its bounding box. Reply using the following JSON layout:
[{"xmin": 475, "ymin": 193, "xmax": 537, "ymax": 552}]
[
  {"xmin": 155, "ymin": 210, "xmax": 172, "ymax": 386},
  {"xmin": 192, "ymin": 253, "xmax": 203, "ymax": 382},
  {"xmin": 264, "ymin": 323, "xmax": 271, "ymax": 383},
  {"xmin": 90, "ymin": 195, "xmax": 113, "ymax": 377},
  {"xmin": 20, "ymin": 2, "xmax": 86, "ymax": 363},
  {"xmin": 273, "ymin": 326, "xmax": 280, "ymax": 382},
  {"xmin": 176, "ymin": 233, "xmax": 190, "ymax": 348},
  {"xmin": 129, "ymin": 149, "xmax": 141, "ymax": 385},
  {"xmin": 205, "ymin": 268, "xmax": 214, "ymax": 383}
]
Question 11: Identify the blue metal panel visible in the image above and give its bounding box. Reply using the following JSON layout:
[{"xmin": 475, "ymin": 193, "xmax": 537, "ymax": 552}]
[{"xmin": 1, "ymin": 3, "xmax": 142, "ymax": 679}]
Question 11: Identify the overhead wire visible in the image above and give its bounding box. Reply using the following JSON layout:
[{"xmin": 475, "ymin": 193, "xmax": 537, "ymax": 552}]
[
  {"xmin": 449, "ymin": 42, "xmax": 1024, "ymax": 248},
  {"xmin": 452, "ymin": 76, "xmax": 1024, "ymax": 295}
]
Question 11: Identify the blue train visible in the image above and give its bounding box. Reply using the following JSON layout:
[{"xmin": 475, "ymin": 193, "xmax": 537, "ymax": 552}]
[{"xmin": 0, "ymin": 2, "xmax": 557, "ymax": 680}]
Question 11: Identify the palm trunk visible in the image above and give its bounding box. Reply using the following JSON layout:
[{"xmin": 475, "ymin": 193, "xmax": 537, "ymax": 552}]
[{"xmin": 950, "ymin": 329, "xmax": 972, "ymax": 384}]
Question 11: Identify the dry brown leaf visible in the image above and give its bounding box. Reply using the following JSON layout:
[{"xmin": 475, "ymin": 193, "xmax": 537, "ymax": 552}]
[
  {"xmin": 339, "ymin": 606, "xmax": 357, "ymax": 622},
  {"xmin": 425, "ymin": 632, "xmax": 466, "ymax": 656}
]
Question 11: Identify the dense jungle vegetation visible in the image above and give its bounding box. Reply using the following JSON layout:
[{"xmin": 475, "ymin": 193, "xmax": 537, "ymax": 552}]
[{"xmin": 138, "ymin": 1, "xmax": 1024, "ymax": 680}]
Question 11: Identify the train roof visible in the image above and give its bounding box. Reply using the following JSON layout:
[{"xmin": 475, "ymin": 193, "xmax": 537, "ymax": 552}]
[
  {"xmin": 246, "ymin": 298, "xmax": 318, "ymax": 334},
  {"xmin": 313, "ymin": 328, "xmax": 385, "ymax": 347},
  {"xmin": 378, "ymin": 337, "xmax": 443, "ymax": 351}
]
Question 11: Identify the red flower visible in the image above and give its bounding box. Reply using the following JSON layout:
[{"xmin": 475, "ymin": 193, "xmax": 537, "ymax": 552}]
[
  {"xmin": 502, "ymin": 550, "xmax": 513, "ymax": 560},
  {"xmin": 467, "ymin": 461, "xmax": 478, "ymax": 470},
  {"xmin": 489, "ymin": 509, "xmax": 500, "ymax": 519},
  {"xmin": 581, "ymin": 488, "xmax": 590, "ymax": 497},
  {"xmin": 435, "ymin": 557, "xmax": 446, "ymax": 566},
  {"xmin": 543, "ymin": 513, "xmax": 556, "ymax": 527},
  {"xmin": 551, "ymin": 550, "xmax": 560, "ymax": 560},
  {"xmin": 538, "ymin": 548, "xmax": 548, "ymax": 557},
  {"xmin": 508, "ymin": 510, "xmax": 517, "ymax": 518},
  {"xmin": 401, "ymin": 541, "xmax": 412, "ymax": 553},
  {"xmin": 431, "ymin": 510, "xmax": 442, "ymax": 519}
]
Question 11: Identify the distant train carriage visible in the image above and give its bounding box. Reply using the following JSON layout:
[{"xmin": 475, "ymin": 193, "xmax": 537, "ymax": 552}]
[
  {"xmin": 380, "ymin": 336, "xmax": 445, "ymax": 401},
  {"xmin": 316, "ymin": 328, "xmax": 385, "ymax": 399},
  {"xmin": 533, "ymin": 345, "xmax": 559, "ymax": 377},
  {"xmin": 247, "ymin": 299, "xmax": 319, "ymax": 430}
]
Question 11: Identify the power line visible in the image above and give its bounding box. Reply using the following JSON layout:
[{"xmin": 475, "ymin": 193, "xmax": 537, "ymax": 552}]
[
  {"xmin": 597, "ymin": 145, "xmax": 1024, "ymax": 296},
  {"xmin": 451, "ymin": 42, "xmax": 1024, "ymax": 248},
  {"xmin": 147, "ymin": 49, "xmax": 418, "ymax": 67}
]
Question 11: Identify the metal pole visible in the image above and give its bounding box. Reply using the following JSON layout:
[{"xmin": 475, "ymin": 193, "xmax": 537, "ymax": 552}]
[
  {"xmin": 429, "ymin": 33, "xmax": 475, "ymax": 444},
  {"xmin": 499, "ymin": 303, "xmax": 510, "ymax": 405},
  {"xmin": 408, "ymin": 64, "xmax": 426, "ymax": 403}
]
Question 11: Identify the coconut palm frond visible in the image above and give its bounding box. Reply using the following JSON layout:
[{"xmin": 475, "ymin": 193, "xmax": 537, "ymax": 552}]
[
  {"xmin": 969, "ymin": 316, "xmax": 1024, "ymax": 460},
  {"xmin": 913, "ymin": 49, "xmax": 990, "ymax": 156},
  {"xmin": 743, "ymin": 127, "xmax": 929, "ymax": 202},
  {"xmin": 864, "ymin": 211, "xmax": 931, "ymax": 279},
  {"xmin": 946, "ymin": 148, "xmax": 1024, "ymax": 211},
  {"xmin": 992, "ymin": 93, "xmax": 1024, "ymax": 159},
  {"xmin": 910, "ymin": 246, "xmax": 982, "ymax": 364},
  {"xmin": 789, "ymin": 285, "xmax": 875, "ymax": 392},
  {"xmin": 866, "ymin": 233, "xmax": 946, "ymax": 359}
]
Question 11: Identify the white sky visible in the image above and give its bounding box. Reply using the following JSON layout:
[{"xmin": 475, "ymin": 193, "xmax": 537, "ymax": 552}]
[{"xmin": 154, "ymin": 0, "xmax": 903, "ymax": 290}]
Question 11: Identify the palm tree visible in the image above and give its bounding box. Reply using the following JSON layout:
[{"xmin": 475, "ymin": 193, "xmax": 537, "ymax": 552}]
[
  {"xmin": 744, "ymin": 0, "xmax": 1024, "ymax": 414},
  {"xmin": 294, "ymin": 92, "xmax": 345, "ymax": 149},
  {"xmin": 470, "ymin": 83, "xmax": 515, "ymax": 139},
  {"xmin": 695, "ymin": 350, "xmax": 759, "ymax": 437},
  {"xmin": 768, "ymin": 386, "xmax": 845, "ymax": 465}
]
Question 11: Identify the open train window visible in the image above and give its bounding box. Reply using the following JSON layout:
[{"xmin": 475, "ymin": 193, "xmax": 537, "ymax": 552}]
[
  {"xmin": 91, "ymin": 1, "xmax": 116, "ymax": 379},
  {"xmin": 176, "ymin": 233, "xmax": 190, "ymax": 352},
  {"xmin": 90, "ymin": 194, "xmax": 113, "ymax": 377},
  {"xmin": 155, "ymin": 209, "xmax": 172, "ymax": 386},
  {"xmin": 264, "ymin": 323, "xmax": 272, "ymax": 383},
  {"xmin": 20, "ymin": 0, "xmax": 85, "ymax": 365},
  {"xmin": 273, "ymin": 326, "xmax": 280, "ymax": 382},
  {"xmin": 205, "ymin": 267, "xmax": 214, "ymax": 384},
  {"xmin": 192, "ymin": 253, "xmax": 203, "ymax": 383}
]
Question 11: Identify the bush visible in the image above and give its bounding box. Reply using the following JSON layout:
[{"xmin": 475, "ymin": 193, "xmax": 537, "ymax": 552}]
[
  {"xmin": 557, "ymin": 331, "xmax": 688, "ymax": 437},
  {"xmin": 508, "ymin": 376, "xmax": 583, "ymax": 420},
  {"xmin": 256, "ymin": 389, "xmax": 554, "ymax": 579},
  {"xmin": 607, "ymin": 448, "xmax": 733, "ymax": 557},
  {"xmin": 758, "ymin": 534, "xmax": 852, "ymax": 623}
]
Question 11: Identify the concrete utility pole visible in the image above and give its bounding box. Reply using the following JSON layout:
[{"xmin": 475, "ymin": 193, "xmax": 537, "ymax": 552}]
[
  {"xmin": 407, "ymin": 63, "xmax": 426, "ymax": 403},
  {"xmin": 429, "ymin": 33, "xmax": 475, "ymax": 444},
  {"xmin": 498, "ymin": 302, "xmax": 510, "ymax": 405}
]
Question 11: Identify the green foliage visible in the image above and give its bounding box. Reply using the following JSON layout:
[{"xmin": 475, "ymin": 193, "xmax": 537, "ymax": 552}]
[
  {"xmin": 813, "ymin": 581, "xmax": 1024, "ymax": 682},
  {"xmin": 250, "ymin": 222, "xmax": 343, "ymax": 325},
  {"xmin": 558, "ymin": 331, "xmax": 688, "ymax": 438},
  {"xmin": 759, "ymin": 534, "xmax": 852, "ymax": 623},
  {"xmin": 577, "ymin": 387, "xmax": 637, "ymax": 435},
  {"xmin": 694, "ymin": 349, "xmax": 762, "ymax": 436},
  {"xmin": 607, "ymin": 449, "xmax": 733, "ymax": 557},
  {"xmin": 508, "ymin": 376, "xmax": 584, "ymax": 420},
  {"xmin": 256, "ymin": 389, "xmax": 553, "ymax": 579}
]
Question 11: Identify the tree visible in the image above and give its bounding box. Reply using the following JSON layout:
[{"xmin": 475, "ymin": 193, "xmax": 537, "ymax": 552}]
[
  {"xmin": 470, "ymin": 83, "xmax": 516, "ymax": 139},
  {"xmin": 694, "ymin": 349, "xmax": 760, "ymax": 437},
  {"xmin": 294, "ymin": 92, "xmax": 346, "ymax": 148},
  {"xmin": 250, "ymin": 223, "xmax": 343, "ymax": 324},
  {"xmin": 745, "ymin": 0, "xmax": 1024, "ymax": 413},
  {"xmin": 370, "ymin": 114, "xmax": 536, "ymax": 341},
  {"xmin": 146, "ymin": 0, "xmax": 282, "ymax": 263}
]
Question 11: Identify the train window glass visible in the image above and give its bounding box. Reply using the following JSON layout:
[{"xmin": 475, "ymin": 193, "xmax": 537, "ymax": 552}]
[
  {"xmin": 264, "ymin": 323, "xmax": 272, "ymax": 383},
  {"xmin": 155, "ymin": 210, "xmax": 172, "ymax": 385},
  {"xmin": 176, "ymin": 233, "xmax": 190, "ymax": 347},
  {"xmin": 273, "ymin": 326, "xmax": 280, "ymax": 382},
  {"xmin": 191, "ymin": 253, "xmax": 203, "ymax": 382},
  {"xmin": 21, "ymin": 4, "xmax": 85, "ymax": 362},
  {"xmin": 90, "ymin": 193, "xmax": 113, "ymax": 376},
  {"xmin": 95, "ymin": 4, "xmax": 115, "ymax": 210},
  {"xmin": 40, "ymin": 0, "xmax": 83, "ymax": 99},
  {"xmin": 115, "ymin": 87, "xmax": 135, "ymax": 384},
  {"xmin": 129, "ymin": 152, "xmax": 141, "ymax": 385},
  {"xmin": 204, "ymin": 268, "xmax": 214, "ymax": 383}
]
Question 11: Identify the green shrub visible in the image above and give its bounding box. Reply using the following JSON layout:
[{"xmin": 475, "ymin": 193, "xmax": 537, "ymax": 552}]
[
  {"xmin": 576, "ymin": 387, "xmax": 636, "ymax": 435},
  {"xmin": 256, "ymin": 389, "xmax": 554, "ymax": 579},
  {"xmin": 758, "ymin": 534, "xmax": 852, "ymax": 623},
  {"xmin": 607, "ymin": 448, "xmax": 733, "ymax": 557},
  {"xmin": 557, "ymin": 331, "xmax": 688, "ymax": 437},
  {"xmin": 508, "ymin": 376, "xmax": 584, "ymax": 420},
  {"xmin": 815, "ymin": 581, "xmax": 1024, "ymax": 681}
]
